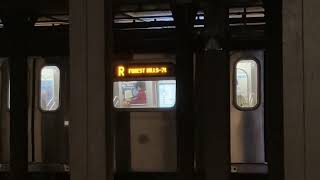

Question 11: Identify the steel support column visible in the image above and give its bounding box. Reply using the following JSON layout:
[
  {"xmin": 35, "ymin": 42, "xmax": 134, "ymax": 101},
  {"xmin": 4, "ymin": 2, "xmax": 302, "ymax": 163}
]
[
  {"xmin": 264, "ymin": 0, "xmax": 284, "ymax": 179},
  {"xmin": 3, "ymin": 15, "xmax": 34, "ymax": 180},
  {"xmin": 172, "ymin": 3, "xmax": 197, "ymax": 180},
  {"xmin": 115, "ymin": 112, "xmax": 131, "ymax": 172},
  {"xmin": 197, "ymin": 1, "xmax": 229, "ymax": 180},
  {"xmin": 70, "ymin": 0, "xmax": 113, "ymax": 179}
]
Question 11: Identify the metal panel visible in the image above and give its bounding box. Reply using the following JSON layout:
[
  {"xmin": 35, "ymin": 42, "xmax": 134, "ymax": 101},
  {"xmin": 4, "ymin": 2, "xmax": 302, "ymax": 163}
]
[
  {"xmin": 30, "ymin": 56, "xmax": 69, "ymax": 171},
  {"xmin": 230, "ymin": 50, "xmax": 267, "ymax": 174},
  {"xmin": 282, "ymin": 0, "xmax": 305, "ymax": 179},
  {"xmin": 304, "ymin": 0, "xmax": 320, "ymax": 179},
  {"xmin": 130, "ymin": 112, "xmax": 177, "ymax": 172}
]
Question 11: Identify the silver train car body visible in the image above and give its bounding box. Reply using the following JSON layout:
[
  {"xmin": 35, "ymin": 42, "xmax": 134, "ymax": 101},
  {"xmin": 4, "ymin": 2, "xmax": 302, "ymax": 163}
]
[
  {"xmin": 230, "ymin": 50, "xmax": 267, "ymax": 174},
  {"xmin": 0, "ymin": 52, "xmax": 267, "ymax": 174},
  {"xmin": 0, "ymin": 57, "xmax": 69, "ymax": 172}
]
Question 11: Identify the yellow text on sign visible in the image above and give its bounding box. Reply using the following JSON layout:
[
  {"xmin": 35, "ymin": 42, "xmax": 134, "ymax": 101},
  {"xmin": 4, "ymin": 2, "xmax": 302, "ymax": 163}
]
[
  {"xmin": 116, "ymin": 65, "xmax": 168, "ymax": 77},
  {"xmin": 117, "ymin": 66, "xmax": 125, "ymax": 77}
]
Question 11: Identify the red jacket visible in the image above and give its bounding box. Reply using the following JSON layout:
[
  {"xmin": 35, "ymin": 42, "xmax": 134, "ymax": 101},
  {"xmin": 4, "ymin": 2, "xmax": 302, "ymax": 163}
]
[{"xmin": 131, "ymin": 90, "xmax": 146, "ymax": 104}]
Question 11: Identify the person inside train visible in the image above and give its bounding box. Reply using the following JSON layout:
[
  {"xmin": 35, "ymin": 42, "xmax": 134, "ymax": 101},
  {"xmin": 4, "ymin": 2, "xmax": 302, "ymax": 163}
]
[
  {"xmin": 122, "ymin": 81, "xmax": 147, "ymax": 107},
  {"xmin": 129, "ymin": 81, "xmax": 147, "ymax": 105}
]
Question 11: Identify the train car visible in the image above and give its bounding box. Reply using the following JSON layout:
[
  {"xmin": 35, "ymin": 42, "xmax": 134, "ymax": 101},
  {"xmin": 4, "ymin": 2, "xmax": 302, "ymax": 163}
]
[
  {"xmin": 0, "ymin": 57, "xmax": 69, "ymax": 179},
  {"xmin": 230, "ymin": 50, "xmax": 267, "ymax": 174},
  {"xmin": 112, "ymin": 54, "xmax": 177, "ymax": 173},
  {"xmin": 0, "ymin": 0, "xmax": 286, "ymax": 179}
]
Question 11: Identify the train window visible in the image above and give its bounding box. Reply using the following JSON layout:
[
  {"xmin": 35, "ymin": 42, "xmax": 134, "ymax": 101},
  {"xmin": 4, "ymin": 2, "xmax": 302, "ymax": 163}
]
[
  {"xmin": 235, "ymin": 59, "xmax": 259, "ymax": 109},
  {"xmin": 113, "ymin": 80, "xmax": 176, "ymax": 109},
  {"xmin": 40, "ymin": 66, "xmax": 60, "ymax": 111}
]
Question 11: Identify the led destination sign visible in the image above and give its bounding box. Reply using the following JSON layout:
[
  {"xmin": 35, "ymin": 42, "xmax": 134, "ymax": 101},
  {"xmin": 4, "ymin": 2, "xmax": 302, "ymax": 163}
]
[{"xmin": 115, "ymin": 63, "xmax": 175, "ymax": 78}]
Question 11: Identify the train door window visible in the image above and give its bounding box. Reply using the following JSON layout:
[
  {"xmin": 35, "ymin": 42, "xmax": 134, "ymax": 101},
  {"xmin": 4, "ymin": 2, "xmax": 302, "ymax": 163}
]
[
  {"xmin": 113, "ymin": 80, "xmax": 176, "ymax": 109},
  {"xmin": 235, "ymin": 59, "xmax": 259, "ymax": 109},
  {"xmin": 40, "ymin": 66, "xmax": 60, "ymax": 111}
]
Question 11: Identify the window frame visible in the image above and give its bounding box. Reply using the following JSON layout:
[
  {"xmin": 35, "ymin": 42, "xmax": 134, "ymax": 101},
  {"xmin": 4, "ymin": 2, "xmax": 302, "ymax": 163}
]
[
  {"xmin": 39, "ymin": 65, "xmax": 62, "ymax": 112},
  {"xmin": 233, "ymin": 57, "xmax": 261, "ymax": 111}
]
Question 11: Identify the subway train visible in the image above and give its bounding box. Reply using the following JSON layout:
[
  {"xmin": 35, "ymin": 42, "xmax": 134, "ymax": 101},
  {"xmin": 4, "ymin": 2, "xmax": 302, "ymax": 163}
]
[
  {"xmin": 0, "ymin": 0, "xmax": 274, "ymax": 179},
  {"xmin": 112, "ymin": 52, "xmax": 267, "ymax": 177},
  {"xmin": 0, "ymin": 50, "xmax": 266, "ymax": 180},
  {"xmin": 0, "ymin": 57, "xmax": 69, "ymax": 179}
]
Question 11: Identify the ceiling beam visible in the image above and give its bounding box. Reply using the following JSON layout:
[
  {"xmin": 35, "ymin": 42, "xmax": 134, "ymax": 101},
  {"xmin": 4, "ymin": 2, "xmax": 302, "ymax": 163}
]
[{"xmin": 0, "ymin": 0, "xmax": 67, "ymax": 16}]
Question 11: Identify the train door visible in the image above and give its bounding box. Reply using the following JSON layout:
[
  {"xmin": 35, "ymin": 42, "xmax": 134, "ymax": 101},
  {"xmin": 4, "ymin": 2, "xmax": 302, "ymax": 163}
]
[
  {"xmin": 230, "ymin": 50, "xmax": 267, "ymax": 174},
  {"xmin": 113, "ymin": 56, "xmax": 178, "ymax": 179},
  {"xmin": 28, "ymin": 57, "xmax": 69, "ymax": 173},
  {"xmin": 129, "ymin": 111, "xmax": 176, "ymax": 172}
]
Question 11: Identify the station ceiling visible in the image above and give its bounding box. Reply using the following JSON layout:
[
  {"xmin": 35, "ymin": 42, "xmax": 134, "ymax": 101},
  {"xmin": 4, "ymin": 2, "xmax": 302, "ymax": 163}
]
[
  {"xmin": 0, "ymin": 0, "xmax": 263, "ymax": 16},
  {"xmin": 0, "ymin": 0, "xmax": 265, "ymax": 54}
]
